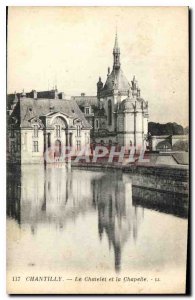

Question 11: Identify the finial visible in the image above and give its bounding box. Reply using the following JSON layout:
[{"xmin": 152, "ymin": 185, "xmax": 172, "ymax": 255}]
[
  {"xmin": 114, "ymin": 28, "xmax": 119, "ymax": 49},
  {"xmin": 115, "ymin": 22, "xmax": 118, "ymax": 40}
]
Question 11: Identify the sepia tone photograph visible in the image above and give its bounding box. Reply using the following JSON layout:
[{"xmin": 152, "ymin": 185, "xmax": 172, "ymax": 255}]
[{"xmin": 6, "ymin": 6, "xmax": 189, "ymax": 294}]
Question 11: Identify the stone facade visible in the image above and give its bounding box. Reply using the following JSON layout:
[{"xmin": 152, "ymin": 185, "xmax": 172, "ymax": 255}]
[
  {"xmin": 7, "ymin": 89, "xmax": 92, "ymax": 164},
  {"xmin": 72, "ymin": 33, "xmax": 149, "ymax": 149}
]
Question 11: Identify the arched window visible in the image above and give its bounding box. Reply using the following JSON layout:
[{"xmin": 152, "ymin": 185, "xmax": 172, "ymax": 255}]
[{"xmin": 108, "ymin": 100, "xmax": 112, "ymax": 125}]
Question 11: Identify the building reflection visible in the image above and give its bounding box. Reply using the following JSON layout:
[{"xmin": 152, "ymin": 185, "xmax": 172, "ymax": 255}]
[
  {"xmin": 7, "ymin": 166, "xmax": 21, "ymax": 224},
  {"xmin": 92, "ymin": 173, "xmax": 143, "ymax": 271},
  {"xmin": 7, "ymin": 165, "xmax": 188, "ymax": 271},
  {"xmin": 18, "ymin": 165, "xmax": 96, "ymax": 233}
]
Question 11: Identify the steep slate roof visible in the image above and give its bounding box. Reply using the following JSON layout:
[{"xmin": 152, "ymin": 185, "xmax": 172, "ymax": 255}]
[
  {"xmin": 100, "ymin": 68, "xmax": 131, "ymax": 97},
  {"xmin": 11, "ymin": 98, "xmax": 92, "ymax": 129},
  {"xmin": 71, "ymin": 96, "xmax": 98, "ymax": 107},
  {"xmin": 7, "ymin": 90, "xmax": 62, "ymax": 110}
]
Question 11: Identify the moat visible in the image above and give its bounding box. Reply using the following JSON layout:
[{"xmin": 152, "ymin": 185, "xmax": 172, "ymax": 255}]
[{"xmin": 7, "ymin": 165, "xmax": 188, "ymax": 277}]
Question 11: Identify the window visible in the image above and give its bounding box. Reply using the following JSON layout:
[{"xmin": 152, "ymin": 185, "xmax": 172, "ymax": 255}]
[
  {"xmin": 33, "ymin": 141, "xmax": 39, "ymax": 152},
  {"xmin": 85, "ymin": 133, "xmax": 89, "ymax": 145},
  {"xmin": 69, "ymin": 133, "xmax": 72, "ymax": 147},
  {"xmin": 16, "ymin": 132, "xmax": 20, "ymax": 152},
  {"xmin": 95, "ymin": 119, "xmax": 99, "ymax": 129},
  {"xmin": 55, "ymin": 125, "xmax": 60, "ymax": 137},
  {"xmin": 76, "ymin": 140, "xmax": 81, "ymax": 151},
  {"xmin": 76, "ymin": 125, "xmax": 81, "ymax": 137},
  {"xmin": 85, "ymin": 107, "xmax": 90, "ymax": 115},
  {"xmin": 10, "ymin": 141, "xmax": 15, "ymax": 153},
  {"xmin": 10, "ymin": 125, "xmax": 14, "ymax": 138},
  {"xmin": 33, "ymin": 125, "xmax": 38, "ymax": 138},
  {"xmin": 108, "ymin": 100, "xmax": 112, "ymax": 125}
]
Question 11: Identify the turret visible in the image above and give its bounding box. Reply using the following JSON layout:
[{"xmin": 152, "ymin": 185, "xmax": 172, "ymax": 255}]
[
  {"xmin": 131, "ymin": 76, "xmax": 138, "ymax": 97},
  {"xmin": 97, "ymin": 77, "xmax": 103, "ymax": 100}
]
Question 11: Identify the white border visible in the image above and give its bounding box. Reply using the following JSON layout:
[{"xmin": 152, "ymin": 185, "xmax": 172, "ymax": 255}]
[{"xmin": 0, "ymin": 1, "xmax": 193, "ymax": 299}]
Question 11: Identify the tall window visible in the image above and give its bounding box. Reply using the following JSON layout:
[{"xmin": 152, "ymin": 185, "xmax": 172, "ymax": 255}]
[
  {"xmin": 55, "ymin": 125, "xmax": 60, "ymax": 137},
  {"xmin": 95, "ymin": 119, "xmax": 99, "ymax": 129},
  {"xmin": 85, "ymin": 107, "xmax": 90, "ymax": 115},
  {"xmin": 33, "ymin": 141, "xmax": 39, "ymax": 152},
  {"xmin": 10, "ymin": 125, "xmax": 14, "ymax": 138},
  {"xmin": 10, "ymin": 141, "xmax": 15, "ymax": 153},
  {"xmin": 69, "ymin": 133, "xmax": 72, "ymax": 147},
  {"xmin": 16, "ymin": 132, "xmax": 20, "ymax": 152},
  {"xmin": 76, "ymin": 140, "xmax": 81, "ymax": 151},
  {"xmin": 76, "ymin": 125, "xmax": 81, "ymax": 137},
  {"xmin": 108, "ymin": 100, "xmax": 112, "ymax": 125},
  {"xmin": 85, "ymin": 133, "xmax": 89, "ymax": 145},
  {"xmin": 33, "ymin": 125, "xmax": 38, "ymax": 138}
]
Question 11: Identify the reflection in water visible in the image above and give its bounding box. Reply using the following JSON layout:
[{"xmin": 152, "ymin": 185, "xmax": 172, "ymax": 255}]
[
  {"xmin": 93, "ymin": 174, "xmax": 142, "ymax": 272},
  {"xmin": 7, "ymin": 164, "xmax": 188, "ymax": 272}
]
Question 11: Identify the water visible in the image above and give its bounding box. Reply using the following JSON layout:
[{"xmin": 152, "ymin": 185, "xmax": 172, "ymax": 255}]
[{"xmin": 7, "ymin": 165, "xmax": 188, "ymax": 282}]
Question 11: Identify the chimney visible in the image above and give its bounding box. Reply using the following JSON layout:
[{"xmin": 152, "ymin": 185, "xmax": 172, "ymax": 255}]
[
  {"xmin": 54, "ymin": 89, "xmax": 58, "ymax": 99},
  {"xmin": 20, "ymin": 89, "xmax": 26, "ymax": 99},
  {"xmin": 32, "ymin": 90, "xmax": 37, "ymax": 99},
  {"xmin": 59, "ymin": 92, "xmax": 65, "ymax": 99},
  {"xmin": 81, "ymin": 93, "xmax": 85, "ymax": 97}
]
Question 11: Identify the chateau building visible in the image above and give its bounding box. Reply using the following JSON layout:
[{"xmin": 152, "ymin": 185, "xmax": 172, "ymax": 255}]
[
  {"xmin": 7, "ymin": 89, "xmax": 92, "ymax": 164},
  {"xmin": 72, "ymin": 33, "xmax": 149, "ymax": 148},
  {"xmin": 7, "ymin": 32, "xmax": 149, "ymax": 164}
]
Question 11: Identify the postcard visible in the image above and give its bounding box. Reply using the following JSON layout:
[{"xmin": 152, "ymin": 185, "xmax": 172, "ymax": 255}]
[{"xmin": 7, "ymin": 6, "xmax": 189, "ymax": 294}]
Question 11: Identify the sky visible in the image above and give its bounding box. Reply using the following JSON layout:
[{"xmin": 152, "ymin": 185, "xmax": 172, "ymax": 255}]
[{"xmin": 7, "ymin": 6, "xmax": 188, "ymax": 126}]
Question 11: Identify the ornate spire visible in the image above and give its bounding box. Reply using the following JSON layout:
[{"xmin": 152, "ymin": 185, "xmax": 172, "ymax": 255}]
[{"xmin": 113, "ymin": 30, "xmax": 120, "ymax": 70}]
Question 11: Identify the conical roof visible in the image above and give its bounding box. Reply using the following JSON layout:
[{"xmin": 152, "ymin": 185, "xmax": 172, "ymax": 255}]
[{"xmin": 101, "ymin": 68, "xmax": 130, "ymax": 97}]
